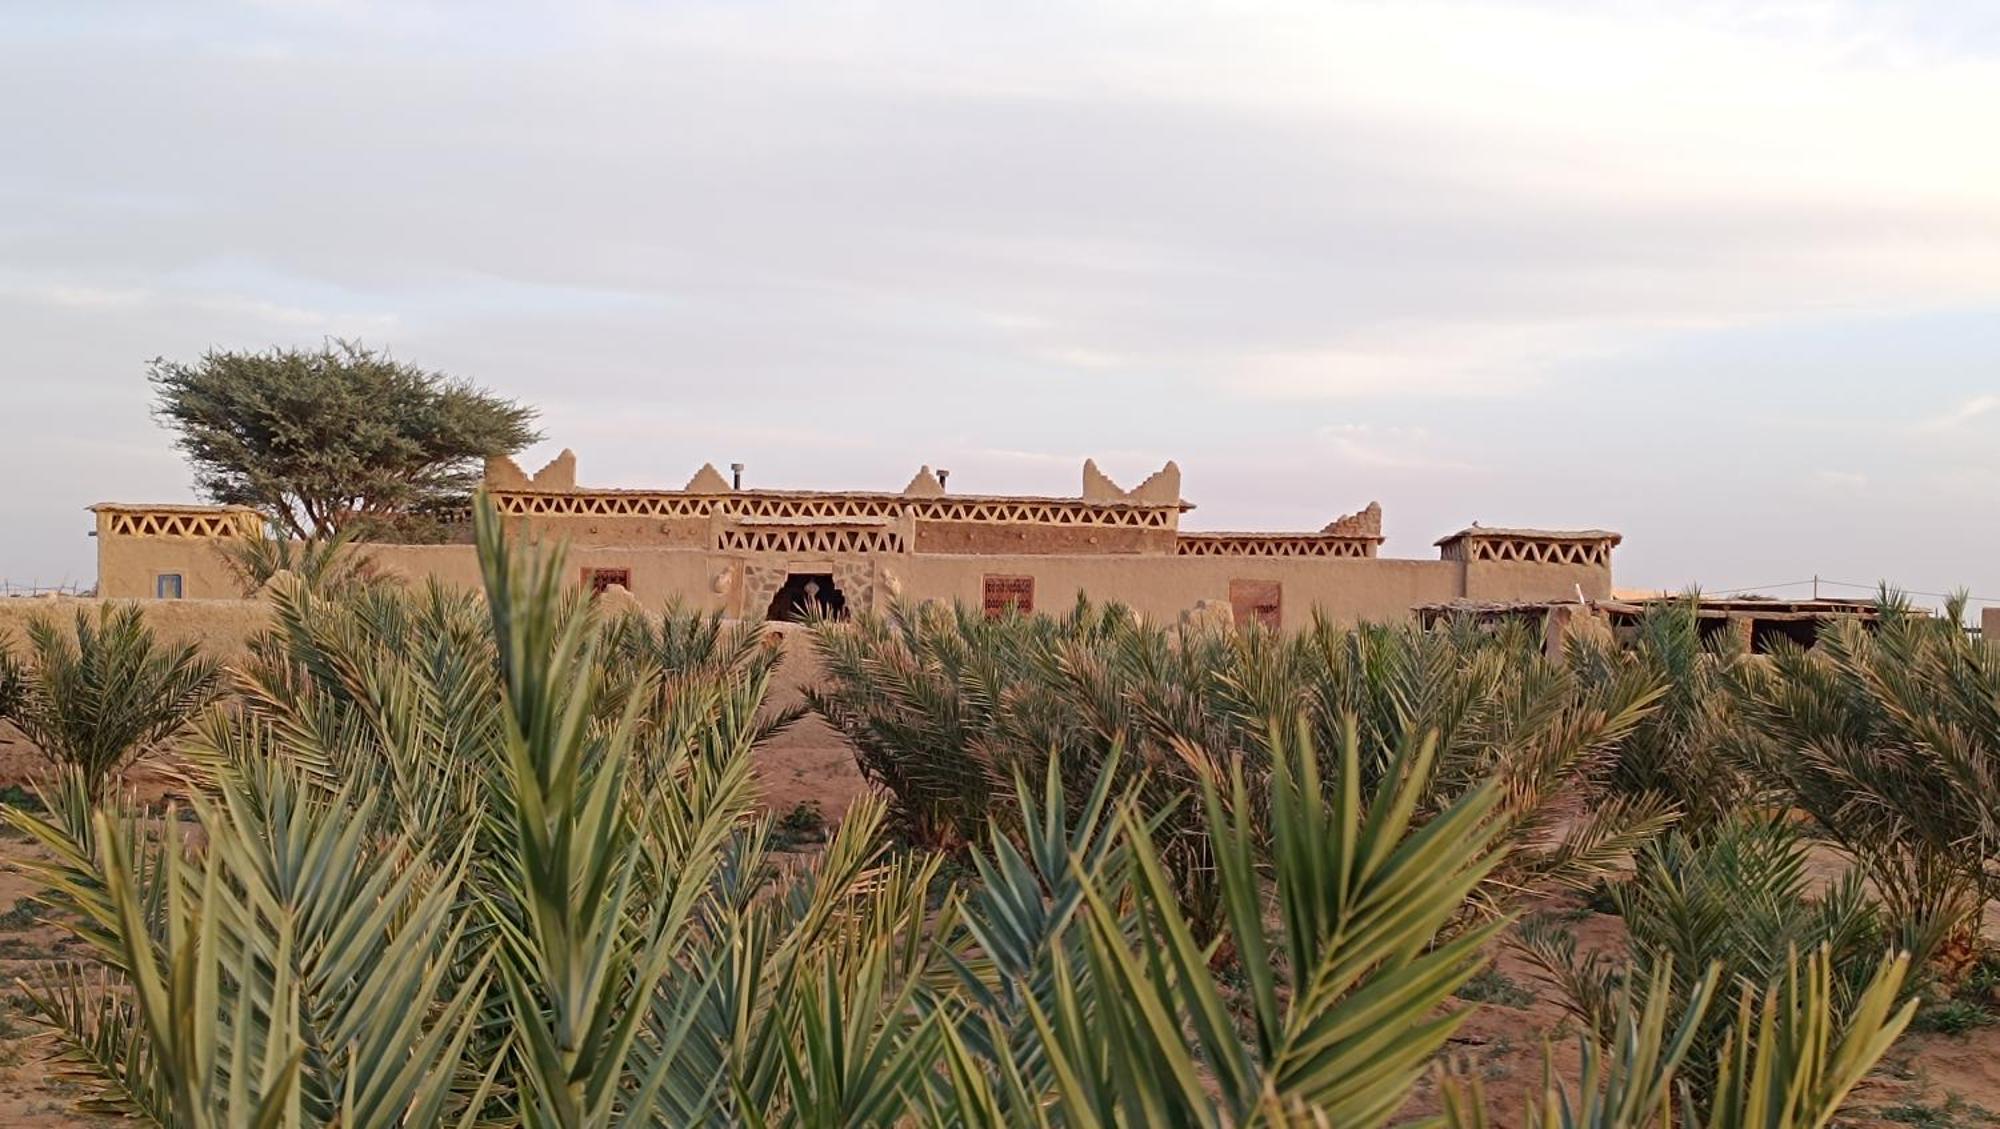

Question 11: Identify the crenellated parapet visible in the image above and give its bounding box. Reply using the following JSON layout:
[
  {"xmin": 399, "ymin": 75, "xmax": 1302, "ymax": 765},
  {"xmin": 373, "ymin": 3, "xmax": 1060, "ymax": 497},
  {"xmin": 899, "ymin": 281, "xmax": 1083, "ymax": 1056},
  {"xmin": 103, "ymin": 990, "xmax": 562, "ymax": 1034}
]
[
  {"xmin": 1081, "ymin": 459, "xmax": 1181, "ymax": 505},
  {"xmin": 483, "ymin": 452, "xmax": 1191, "ymax": 554},
  {"xmin": 1322, "ymin": 502, "xmax": 1382, "ymax": 540}
]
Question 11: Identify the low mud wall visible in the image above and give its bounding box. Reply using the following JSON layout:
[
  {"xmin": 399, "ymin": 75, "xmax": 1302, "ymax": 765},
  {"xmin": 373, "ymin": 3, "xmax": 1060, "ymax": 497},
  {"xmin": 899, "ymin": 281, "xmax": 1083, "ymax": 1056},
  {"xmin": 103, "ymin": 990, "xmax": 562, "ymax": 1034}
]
[
  {"xmin": 0, "ymin": 596, "xmax": 833, "ymax": 687},
  {"xmin": 0, "ymin": 601, "xmax": 864, "ymax": 818},
  {"xmin": 0, "ymin": 596, "xmax": 273, "ymax": 660}
]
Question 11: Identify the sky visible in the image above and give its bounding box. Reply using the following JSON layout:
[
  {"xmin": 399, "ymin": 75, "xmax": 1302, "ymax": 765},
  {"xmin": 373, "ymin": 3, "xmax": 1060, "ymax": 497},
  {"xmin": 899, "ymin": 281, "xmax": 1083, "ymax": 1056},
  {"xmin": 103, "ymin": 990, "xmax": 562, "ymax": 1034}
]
[{"xmin": 4, "ymin": 1, "xmax": 1999, "ymax": 609}]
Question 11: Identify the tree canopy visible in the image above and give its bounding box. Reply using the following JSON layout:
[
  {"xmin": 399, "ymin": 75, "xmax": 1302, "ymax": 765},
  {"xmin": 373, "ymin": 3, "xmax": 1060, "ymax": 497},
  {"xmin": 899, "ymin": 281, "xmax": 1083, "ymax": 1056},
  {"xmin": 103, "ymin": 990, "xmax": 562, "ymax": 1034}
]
[{"xmin": 149, "ymin": 340, "xmax": 540, "ymax": 539}]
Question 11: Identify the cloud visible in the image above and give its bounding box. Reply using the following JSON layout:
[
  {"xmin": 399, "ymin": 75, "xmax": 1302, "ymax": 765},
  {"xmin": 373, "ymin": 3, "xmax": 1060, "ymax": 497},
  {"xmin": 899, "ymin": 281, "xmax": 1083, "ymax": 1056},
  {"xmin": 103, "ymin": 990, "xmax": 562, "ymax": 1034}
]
[
  {"xmin": 1032, "ymin": 345, "xmax": 1128, "ymax": 371},
  {"xmin": 3, "ymin": 1, "xmax": 2000, "ymax": 598},
  {"xmin": 189, "ymin": 294, "xmax": 397, "ymax": 331},
  {"xmin": 2, "ymin": 272, "xmax": 395, "ymax": 330},
  {"xmin": 1228, "ymin": 319, "xmax": 1639, "ymax": 400},
  {"xmin": 1918, "ymin": 393, "xmax": 2000, "ymax": 432},
  {"xmin": 7, "ymin": 282, "xmax": 154, "ymax": 309},
  {"xmin": 1315, "ymin": 424, "xmax": 1477, "ymax": 473}
]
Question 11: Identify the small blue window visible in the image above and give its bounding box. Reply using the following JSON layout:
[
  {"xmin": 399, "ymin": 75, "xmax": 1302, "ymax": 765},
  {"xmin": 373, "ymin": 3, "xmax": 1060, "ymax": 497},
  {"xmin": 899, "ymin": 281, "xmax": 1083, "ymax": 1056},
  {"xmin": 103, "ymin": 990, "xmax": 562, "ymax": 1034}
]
[{"xmin": 155, "ymin": 573, "xmax": 184, "ymax": 599}]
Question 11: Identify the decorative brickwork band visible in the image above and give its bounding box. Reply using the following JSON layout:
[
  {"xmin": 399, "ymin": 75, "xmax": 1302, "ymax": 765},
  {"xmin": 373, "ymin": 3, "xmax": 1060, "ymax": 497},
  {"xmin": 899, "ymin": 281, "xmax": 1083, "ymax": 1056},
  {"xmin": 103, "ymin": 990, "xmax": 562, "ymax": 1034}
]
[
  {"xmin": 492, "ymin": 492, "xmax": 718, "ymax": 519},
  {"xmin": 1435, "ymin": 527, "xmax": 1620, "ymax": 568},
  {"xmin": 715, "ymin": 526, "xmax": 906, "ymax": 554},
  {"xmin": 1177, "ymin": 534, "xmax": 1376, "ymax": 558},
  {"xmin": 96, "ymin": 509, "xmax": 263, "ymax": 539},
  {"xmin": 905, "ymin": 498, "xmax": 1172, "ymax": 528},
  {"xmin": 489, "ymin": 490, "xmax": 1176, "ymax": 529}
]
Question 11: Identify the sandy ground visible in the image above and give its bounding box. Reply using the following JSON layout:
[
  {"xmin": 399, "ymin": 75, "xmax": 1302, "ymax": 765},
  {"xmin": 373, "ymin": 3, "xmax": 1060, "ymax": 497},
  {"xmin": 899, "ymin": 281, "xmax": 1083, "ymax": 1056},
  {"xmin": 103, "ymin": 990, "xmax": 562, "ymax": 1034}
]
[
  {"xmin": 0, "ymin": 632, "xmax": 1996, "ymax": 1125},
  {"xmin": 756, "ymin": 624, "xmax": 871, "ymax": 820}
]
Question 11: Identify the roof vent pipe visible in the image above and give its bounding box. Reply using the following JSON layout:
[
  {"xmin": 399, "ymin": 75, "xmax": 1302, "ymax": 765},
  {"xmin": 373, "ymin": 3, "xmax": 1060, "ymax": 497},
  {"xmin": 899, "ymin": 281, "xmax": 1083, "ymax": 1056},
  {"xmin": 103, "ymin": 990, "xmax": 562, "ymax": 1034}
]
[
  {"xmin": 936, "ymin": 468, "xmax": 950, "ymax": 489},
  {"xmin": 730, "ymin": 463, "xmax": 744, "ymax": 490}
]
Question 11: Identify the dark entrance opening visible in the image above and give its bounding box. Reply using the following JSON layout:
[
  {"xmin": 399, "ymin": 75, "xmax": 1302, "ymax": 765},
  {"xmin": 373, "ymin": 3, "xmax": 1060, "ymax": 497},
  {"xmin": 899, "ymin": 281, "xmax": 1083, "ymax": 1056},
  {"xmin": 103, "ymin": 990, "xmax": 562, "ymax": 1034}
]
[
  {"xmin": 1752, "ymin": 617, "xmax": 1822, "ymax": 654},
  {"xmin": 765, "ymin": 573, "xmax": 847, "ymax": 622},
  {"xmin": 582, "ymin": 567, "xmax": 631, "ymax": 597}
]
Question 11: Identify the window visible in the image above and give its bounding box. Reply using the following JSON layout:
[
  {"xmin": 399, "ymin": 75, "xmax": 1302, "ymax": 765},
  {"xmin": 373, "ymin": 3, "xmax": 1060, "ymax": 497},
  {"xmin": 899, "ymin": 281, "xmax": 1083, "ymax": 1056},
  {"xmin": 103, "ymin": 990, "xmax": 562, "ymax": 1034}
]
[
  {"xmin": 582, "ymin": 567, "xmax": 632, "ymax": 596},
  {"xmin": 983, "ymin": 575, "xmax": 1035, "ymax": 619},
  {"xmin": 1229, "ymin": 579, "xmax": 1281, "ymax": 630},
  {"xmin": 154, "ymin": 573, "xmax": 184, "ymax": 600}
]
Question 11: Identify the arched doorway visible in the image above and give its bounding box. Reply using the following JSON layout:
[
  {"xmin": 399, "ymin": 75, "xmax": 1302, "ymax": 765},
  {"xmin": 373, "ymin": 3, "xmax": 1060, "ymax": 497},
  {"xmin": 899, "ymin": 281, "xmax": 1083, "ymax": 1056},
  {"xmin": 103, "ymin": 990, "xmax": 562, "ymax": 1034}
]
[{"xmin": 765, "ymin": 572, "xmax": 847, "ymax": 622}]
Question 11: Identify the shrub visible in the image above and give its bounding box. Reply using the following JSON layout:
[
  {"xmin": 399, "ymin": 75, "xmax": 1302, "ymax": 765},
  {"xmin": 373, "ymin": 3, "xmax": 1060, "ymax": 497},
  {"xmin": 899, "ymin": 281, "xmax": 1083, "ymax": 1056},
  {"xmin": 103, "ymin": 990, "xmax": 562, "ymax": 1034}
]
[
  {"xmin": 0, "ymin": 898, "xmax": 38, "ymax": 931},
  {"xmin": 1450, "ymin": 947, "xmax": 1917, "ymax": 1129},
  {"xmin": 2, "ymin": 499, "xmax": 1537, "ymax": 1125},
  {"xmin": 1910, "ymin": 998, "xmax": 1996, "ymax": 1036},
  {"xmin": 1456, "ymin": 967, "xmax": 1536, "ymax": 1009},
  {"xmin": 770, "ymin": 800, "xmax": 827, "ymax": 849}
]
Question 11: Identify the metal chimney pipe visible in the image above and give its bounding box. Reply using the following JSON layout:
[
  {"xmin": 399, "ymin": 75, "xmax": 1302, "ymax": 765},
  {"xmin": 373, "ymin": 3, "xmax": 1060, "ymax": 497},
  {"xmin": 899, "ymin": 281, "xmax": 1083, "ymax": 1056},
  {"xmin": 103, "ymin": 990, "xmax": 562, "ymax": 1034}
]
[
  {"xmin": 730, "ymin": 462, "xmax": 744, "ymax": 490},
  {"xmin": 936, "ymin": 468, "xmax": 950, "ymax": 488}
]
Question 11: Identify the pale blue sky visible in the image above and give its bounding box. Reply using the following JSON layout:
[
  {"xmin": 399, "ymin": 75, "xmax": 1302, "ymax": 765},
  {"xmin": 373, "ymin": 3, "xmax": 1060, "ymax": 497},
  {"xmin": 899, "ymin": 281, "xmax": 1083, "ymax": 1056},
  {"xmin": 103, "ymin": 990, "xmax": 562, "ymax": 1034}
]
[{"xmin": 4, "ymin": 1, "xmax": 1997, "ymax": 607}]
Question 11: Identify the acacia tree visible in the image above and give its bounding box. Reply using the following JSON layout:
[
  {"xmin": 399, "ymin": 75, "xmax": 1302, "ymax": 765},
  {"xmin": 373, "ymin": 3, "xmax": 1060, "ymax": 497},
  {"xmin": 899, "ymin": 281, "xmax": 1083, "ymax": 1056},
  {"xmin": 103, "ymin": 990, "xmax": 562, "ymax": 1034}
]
[{"xmin": 150, "ymin": 339, "xmax": 539, "ymax": 539}]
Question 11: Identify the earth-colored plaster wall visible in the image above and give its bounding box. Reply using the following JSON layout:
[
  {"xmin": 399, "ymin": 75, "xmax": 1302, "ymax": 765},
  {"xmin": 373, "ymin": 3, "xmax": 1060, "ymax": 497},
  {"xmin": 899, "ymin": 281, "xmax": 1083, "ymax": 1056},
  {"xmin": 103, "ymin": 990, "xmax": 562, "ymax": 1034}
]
[
  {"xmin": 92, "ymin": 540, "xmax": 726, "ymax": 612},
  {"xmin": 891, "ymin": 553, "xmax": 1466, "ymax": 627},
  {"xmin": 910, "ymin": 521, "xmax": 1172, "ymax": 556},
  {"xmin": 361, "ymin": 547, "xmax": 1490, "ymax": 626},
  {"xmin": 496, "ymin": 513, "xmax": 712, "ymax": 549},
  {"xmin": 0, "ymin": 596, "xmax": 837, "ymax": 675},
  {"xmin": 45, "ymin": 552, "xmax": 1464, "ymax": 670},
  {"xmin": 97, "ymin": 531, "xmax": 1612, "ymax": 629},
  {"xmin": 0, "ymin": 596, "xmax": 271, "ymax": 660},
  {"xmin": 363, "ymin": 544, "xmax": 728, "ymax": 612},
  {"xmin": 96, "ymin": 535, "xmax": 245, "ymax": 601},
  {"xmin": 1462, "ymin": 559, "xmax": 1612, "ymax": 602}
]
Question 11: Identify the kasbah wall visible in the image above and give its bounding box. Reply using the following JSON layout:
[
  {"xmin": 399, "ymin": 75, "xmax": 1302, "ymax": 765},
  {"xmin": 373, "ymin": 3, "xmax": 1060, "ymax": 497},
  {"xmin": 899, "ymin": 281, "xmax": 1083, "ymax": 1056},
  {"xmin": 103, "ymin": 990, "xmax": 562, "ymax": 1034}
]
[{"xmin": 64, "ymin": 449, "xmax": 1621, "ymax": 649}]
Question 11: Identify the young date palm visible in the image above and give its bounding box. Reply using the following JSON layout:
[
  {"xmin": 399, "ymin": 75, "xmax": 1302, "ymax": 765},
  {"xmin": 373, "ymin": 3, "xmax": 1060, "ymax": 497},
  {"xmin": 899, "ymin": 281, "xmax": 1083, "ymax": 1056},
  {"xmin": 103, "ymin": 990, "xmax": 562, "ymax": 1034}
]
[
  {"xmin": 9, "ymin": 603, "xmax": 223, "ymax": 799},
  {"xmin": 0, "ymin": 640, "xmax": 24, "ymax": 722},
  {"xmin": 1517, "ymin": 818, "xmax": 1912, "ymax": 1110},
  {"xmin": 809, "ymin": 597, "xmax": 1673, "ymax": 937},
  {"xmin": 1446, "ymin": 947, "xmax": 1915, "ymax": 1129},
  {"xmin": 220, "ymin": 527, "xmax": 379, "ymax": 597},
  {"xmin": 1725, "ymin": 592, "xmax": 1999, "ymax": 975},
  {"xmin": 1567, "ymin": 595, "xmax": 1750, "ymax": 834},
  {"xmin": 12, "ymin": 755, "xmax": 493, "ymax": 1125}
]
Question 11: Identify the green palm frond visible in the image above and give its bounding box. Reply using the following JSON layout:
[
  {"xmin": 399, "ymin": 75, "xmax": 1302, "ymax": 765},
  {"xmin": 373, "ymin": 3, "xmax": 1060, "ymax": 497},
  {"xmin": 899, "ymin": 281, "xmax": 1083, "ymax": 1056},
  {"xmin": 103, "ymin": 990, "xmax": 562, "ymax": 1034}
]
[
  {"xmin": 1519, "ymin": 818, "xmax": 1906, "ymax": 1111},
  {"xmin": 220, "ymin": 528, "xmax": 380, "ymax": 598},
  {"xmin": 949, "ymin": 719, "xmax": 1507, "ymax": 1127},
  {"xmin": 1454, "ymin": 947, "xmax": 1913, "ymax": 1129},
  {"xmin": 11, "ymin": 603, "xmax": 224, "ymax": 798}
]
